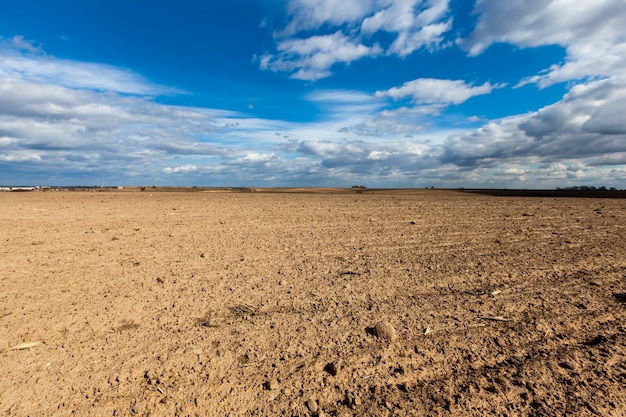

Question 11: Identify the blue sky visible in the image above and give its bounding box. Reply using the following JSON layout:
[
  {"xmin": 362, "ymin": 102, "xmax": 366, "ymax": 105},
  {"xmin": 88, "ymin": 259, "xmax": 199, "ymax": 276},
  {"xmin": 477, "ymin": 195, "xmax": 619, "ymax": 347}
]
[{"xmin": 1, "ymin": 0, "xmax": 625, "ymax": 188}]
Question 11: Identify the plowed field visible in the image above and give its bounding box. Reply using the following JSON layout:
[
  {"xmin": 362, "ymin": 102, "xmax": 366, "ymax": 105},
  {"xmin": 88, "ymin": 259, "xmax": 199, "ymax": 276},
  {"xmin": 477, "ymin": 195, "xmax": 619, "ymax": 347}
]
[{"xmin": 1, "ymin": 190, "xmax": 625, "ymax": 416}]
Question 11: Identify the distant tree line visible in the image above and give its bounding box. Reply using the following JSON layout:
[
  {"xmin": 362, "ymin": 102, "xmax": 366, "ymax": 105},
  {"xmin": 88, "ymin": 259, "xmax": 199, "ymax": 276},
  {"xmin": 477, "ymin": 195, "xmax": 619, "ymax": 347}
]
[{"xmin": 556, "ymin": 185, "xmax": 621, "ymax": 191}]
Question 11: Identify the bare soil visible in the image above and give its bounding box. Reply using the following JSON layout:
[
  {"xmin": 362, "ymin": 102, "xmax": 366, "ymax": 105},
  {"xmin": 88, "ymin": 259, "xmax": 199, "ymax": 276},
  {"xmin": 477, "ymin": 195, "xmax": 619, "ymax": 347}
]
[{"xmin": 1, "ymin": 190, "xmax": 625, "ymax": 416}]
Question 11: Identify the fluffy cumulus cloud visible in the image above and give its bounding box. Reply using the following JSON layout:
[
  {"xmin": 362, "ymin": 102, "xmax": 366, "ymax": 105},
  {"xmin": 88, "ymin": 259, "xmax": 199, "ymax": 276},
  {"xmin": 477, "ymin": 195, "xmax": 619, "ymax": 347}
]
[
  {"xmin": 261, "ymin": 0, "xmax": 452, "ymax": 79},
  {"xmin": 416, "ymin": 0, "xmax": 626, "ymax": 186},
  {"xmin": 260, "ymin": 32, "xmax": 382, "ymax": 81},
  {"xmin": 376, "ymin": 78, "xmax": 503, "ymax": 105},
  {"xmin": 459, "ymin": 0, "xmax": 626, "ymax": 87},
  {"xmin": 361, "ymin": 0, "xmax": 452, "ymax": 56},
  {"xmin": 436, "ymin": 75, "xmax": 626, "ymax": 186}
]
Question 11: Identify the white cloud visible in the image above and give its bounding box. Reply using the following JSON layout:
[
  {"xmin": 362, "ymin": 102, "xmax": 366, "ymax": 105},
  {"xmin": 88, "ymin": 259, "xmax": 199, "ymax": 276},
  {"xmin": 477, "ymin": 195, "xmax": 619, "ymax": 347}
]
[
  {"xmin": 461, "ymin": 0, "xmax": 622, "ymax": 54},
  {"xmin": 442, "ymin": 76, "xmax": 626, "ymax": 168},
  {"xmin": 363, "ymin": 0, "xmax": 425, "ymax": 33},
  {"xmin": 261, "ymin": 32, "xmax": 382, "ymax": 81},
  {"xmin": 591, "ymin": 152, "xmax": 626, "ymax": 166},
  {"xmin": 297, "ymin": 138, "xmax": 436, "ymax": 168},
  {"xmin": 306, "ymin": 89, "xmax": 385, "ymax": 119},
  {"xmin": 262, "ymin": 0, "xmax": 453, "ymax": 79},
  {"xmin": 242, "ymin": 152, "xmax": 275, "ymax": 162},
  {"xmin": 284, "ymin": 0, "xmax": 375, "ymax": 33},
  {"xmin": 0, "ymin": 40, "xmax": 176, "ymax": 95},
  {"xmin": 299, "ymin": 89, "xmax": 438, "ymax": 139},
  {"xmin": 0, "ymin": 150, "xmax": 42, "ymax": 162},
  {"xmin": 518, "ymin": 42, "xmax": 626, "ymax": 89},
  {"xmin": 459, "ymin": 0, "xmax": 626, "ymax": 87},
  {"xmin": 387, "ymin": 20, "xmax": 452, "ymax": 57},
  {"xmin": 337, "ymin": 78, "xmax": 504, "ymax": 138},
  {"xmin": 0, "ymin": 76, "xmax": 227, "ymax": 153},
  {"xmin": 340, "ymin": 105, "xmax": 444, "ymax": 137},
  {"xmin": 163, "ymin": 165, "xmax": 198, "ymax": 174},
  {"xmin": 376, "ymin": 78, "xmax": 503, "ymax": 104},
  {"xmin": 11, "ymin": 35, "xmax": 43, "ymax": 54},
  {"xmin": 361, "ymin": 0, "xmax": 452, "ymax": 56}
]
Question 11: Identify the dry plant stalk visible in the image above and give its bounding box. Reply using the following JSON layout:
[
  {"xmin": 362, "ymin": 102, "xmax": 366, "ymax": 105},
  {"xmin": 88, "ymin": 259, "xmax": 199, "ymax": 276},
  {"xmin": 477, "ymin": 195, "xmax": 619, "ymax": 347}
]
[
  {"xmin": 8, "ymin": 341, "xmax": 45, "ymax": 351},
  {"xmin": 479, "ymin": 316, "xmax": 512, "ymax": 322}
]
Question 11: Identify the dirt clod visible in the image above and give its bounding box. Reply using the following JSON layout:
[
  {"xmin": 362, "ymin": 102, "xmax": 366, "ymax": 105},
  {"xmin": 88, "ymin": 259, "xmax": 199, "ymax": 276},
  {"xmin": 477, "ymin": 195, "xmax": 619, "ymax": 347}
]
[
  {"xmin": 306, "ymin": 398, "xmax": 318, "ymax": 413},
  {"xmin": 369, "ymin": 321, "xmax": 397, "ymax": 341},
  {"xmin": 264, "ymin": 379, "xmax": 280, "ymax": 391}
]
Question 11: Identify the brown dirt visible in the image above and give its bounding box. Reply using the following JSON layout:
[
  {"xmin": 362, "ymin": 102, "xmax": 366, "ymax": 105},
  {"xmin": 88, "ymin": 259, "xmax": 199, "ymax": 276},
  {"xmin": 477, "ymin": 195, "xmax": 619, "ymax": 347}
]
[{"xmin": 1, "ymin": 190, "xmax": 625, "ymax": 416}]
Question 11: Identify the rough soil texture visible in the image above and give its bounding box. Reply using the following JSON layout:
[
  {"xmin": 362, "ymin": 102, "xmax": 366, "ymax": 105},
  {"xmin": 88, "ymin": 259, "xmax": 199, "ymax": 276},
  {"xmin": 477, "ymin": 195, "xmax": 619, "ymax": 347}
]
[{"xmin": 1, "ymin": 190, "xmax": 625, "ymax": 417}]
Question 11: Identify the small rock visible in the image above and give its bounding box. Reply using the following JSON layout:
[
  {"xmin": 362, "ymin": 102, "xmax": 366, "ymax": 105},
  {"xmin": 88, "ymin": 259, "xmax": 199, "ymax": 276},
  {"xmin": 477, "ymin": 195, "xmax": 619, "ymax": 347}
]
[
  {"xmin": 558, "ymin": 361, "xmax": 577, "ymax": 371},
  {"xmin": 369, "ymin": 321, "xmax": 397, "ymax": 341},
  {"xmin": 107, "ymin": 374, "xmax": 120, "ymax": 385},
  {"xmin": 306, "ymin": 398, "xmax": 318, "ymax": 413},
  {"xmin": 264, "ymin": 378, "xmax": 280, "ymax": 391}
]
